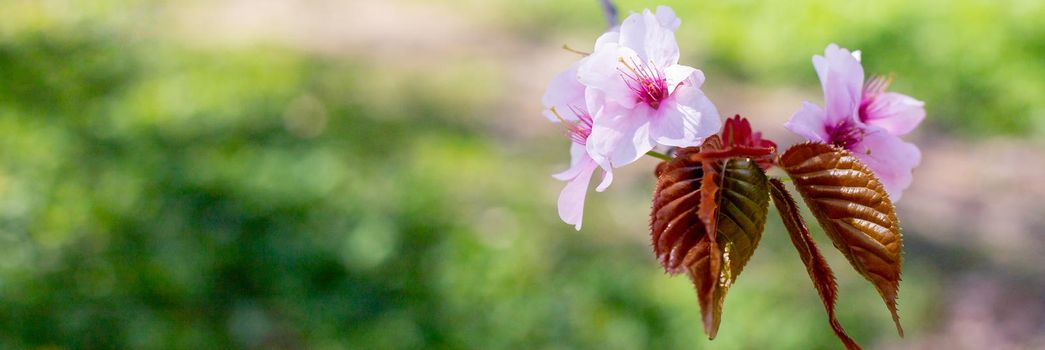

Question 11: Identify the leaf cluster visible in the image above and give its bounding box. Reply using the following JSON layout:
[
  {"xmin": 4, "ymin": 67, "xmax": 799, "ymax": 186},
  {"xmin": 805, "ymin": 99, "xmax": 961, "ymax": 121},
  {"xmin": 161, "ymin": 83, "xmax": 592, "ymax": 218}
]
[{"xmin": 651, "ymin": 129, "xmax": 904, "ymax": 349}]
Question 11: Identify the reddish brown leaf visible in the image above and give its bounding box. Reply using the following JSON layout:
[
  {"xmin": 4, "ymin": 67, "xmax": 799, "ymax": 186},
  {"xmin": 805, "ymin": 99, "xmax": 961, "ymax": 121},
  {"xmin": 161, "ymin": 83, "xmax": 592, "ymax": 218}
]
[
  {"xmin": 697, "ymin": 137, "xmax": 725, "ymax": 259},
  {"xmin": 780, "ymin": 142, "xmax": 905, "ymax": 337},
  {"xmin": 651, "ymin": 146, "xmax": 706, "ymax": 274},
  {"xmin": 769, "ymin": 178, "xmax": 860, "ymax": 350},
  {"xmin": 651, "ymin": 142, "xmax": 769, "ymax": 339},
  {"xmin": 694, "ymin": 156, "xmax": 722, "ymax": 338}
]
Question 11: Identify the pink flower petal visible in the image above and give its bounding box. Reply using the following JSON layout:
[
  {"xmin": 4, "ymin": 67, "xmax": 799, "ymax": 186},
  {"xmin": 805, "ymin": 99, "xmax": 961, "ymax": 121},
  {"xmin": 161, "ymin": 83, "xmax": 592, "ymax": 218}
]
[
  {"xmin": 618, "ymin": 8, "xmax": 679, "ymax": 69},
  {"xmin": 595, "ymin": 168, "xmax": 614, "ymax": 192},
  {"xmin": 557, "ymin": 155, "xmax": 599, "ymax": 230},
  {"xmin": 551, "ymin": 166, "xmax": 581, "ymax": 181},
  {"xmin": 655, "ymin": 6, "xmax": 681, "ymax": 31},
  {"xmin": 862, "ymin": 92, "xmax": 925, "ymax": 136},
  {"xmin": 649, "ymin": 73, "xmax": 720, "ymax": 147},
  {"xmin": 584, "ymin": 88, "xmax": 607, "ymax": 125},
  {"xmin": 552, "ymin": 143, "xmax": 589, "ymax": 180},
  {"xmin": 814, "ymin": 44, "xmax": 864, "ymax": 125},
  {"xmin": 587, "ymin": 107, "xmax": 653, "ymax": 167},
  {"xmin": 785, "ymin": 101, "xmax": 830, "ymax": 142},
  {"xmin": 542, "ymin": 61, "xmax": 586, "ymax": 122},
  {"xmin": 578, "ymin": 44, "xmax": 640, "ymax": 109},
  {"xmin": 663, "ymin": 64, "xmax": 699, "ymax": 94},
  {"xmin": 850, "ymin": 128, "xmax": 921, "ymax": 202},
  {"xmin": 594, "ymin": 31, "xmax": 620, "ymax": 51}
]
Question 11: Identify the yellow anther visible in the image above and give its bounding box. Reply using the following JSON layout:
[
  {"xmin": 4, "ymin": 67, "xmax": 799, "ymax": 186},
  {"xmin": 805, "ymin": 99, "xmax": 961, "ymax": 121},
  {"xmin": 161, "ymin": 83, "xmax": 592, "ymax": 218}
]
[{"xmin": 618, "ymin": 57, "xmax": 640, "ymax": 76}]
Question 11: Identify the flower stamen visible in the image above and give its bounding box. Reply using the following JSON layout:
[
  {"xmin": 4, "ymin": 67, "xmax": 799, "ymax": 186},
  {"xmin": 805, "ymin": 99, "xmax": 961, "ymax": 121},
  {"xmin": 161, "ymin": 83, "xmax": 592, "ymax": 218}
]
[
  {"xmin": 859, "ymin": 73, "xmax": 894, "ymax": 122},
  {"xmin": 864, "ymin": 73, "xmax": 894, "ymax": 97},
  {"xmin": 550, "ymin": 106, "xmax": 593, "ymax": 145},
  {"xmin": 562, "ymin": 44, "xmax": 590, "ymax": 56},
  {"xmin": 618, "ymin": 57, "xmax": 669, "ymax": 109}
]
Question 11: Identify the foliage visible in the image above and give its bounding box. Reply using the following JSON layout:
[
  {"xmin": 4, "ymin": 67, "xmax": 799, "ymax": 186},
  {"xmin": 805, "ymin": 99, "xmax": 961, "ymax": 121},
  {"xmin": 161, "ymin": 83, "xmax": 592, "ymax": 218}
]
[
  {"xmin": 779, "ymin": 142, "xmax": 905, "ymax": 337},
  {"xmin": 651, "ymin": 140, "xmax": 770, "ymax": 338},
  {"xmin": 650, "ymin": 122, "xmax": 904, "ymax": 349}
]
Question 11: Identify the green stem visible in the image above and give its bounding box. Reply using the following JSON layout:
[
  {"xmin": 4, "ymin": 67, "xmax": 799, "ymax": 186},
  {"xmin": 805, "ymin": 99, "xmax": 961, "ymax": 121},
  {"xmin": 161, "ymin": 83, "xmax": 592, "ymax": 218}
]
[{"xmin": 645, "ymin": 151, "xmax": 671, "ymax": 161}]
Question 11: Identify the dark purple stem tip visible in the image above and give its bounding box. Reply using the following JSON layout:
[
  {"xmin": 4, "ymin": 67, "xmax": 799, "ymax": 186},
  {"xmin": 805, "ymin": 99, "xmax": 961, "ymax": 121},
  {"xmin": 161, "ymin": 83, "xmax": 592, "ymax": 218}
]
[{"xmin": 599, "ymin": 0, "xmax": 619, "ymax": 29}]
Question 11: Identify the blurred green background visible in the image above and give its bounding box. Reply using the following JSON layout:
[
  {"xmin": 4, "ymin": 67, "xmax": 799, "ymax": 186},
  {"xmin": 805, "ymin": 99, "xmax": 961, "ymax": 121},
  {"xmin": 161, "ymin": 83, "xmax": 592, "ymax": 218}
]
[{"xmin": 0, "ymin": 0, "xmax": 1042, "ymax": 349}]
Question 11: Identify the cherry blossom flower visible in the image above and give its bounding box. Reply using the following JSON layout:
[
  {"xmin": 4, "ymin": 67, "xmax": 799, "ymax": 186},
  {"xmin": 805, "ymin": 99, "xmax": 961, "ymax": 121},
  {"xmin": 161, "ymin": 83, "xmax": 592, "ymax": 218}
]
[
  {"xmin": 578, "ymin": 6, "xmax": 720, "ymax": 168},
  {"xmin": 542, "ymin": 6, "xmax": 685, "ymax": 230},
  {"xmin": 542, "ymin": 44, "xmax": 616, "ymax": 230},
  {"xmin": 785, "ymin": 44, "xmax": 924, "ymax": 201},
  {"xmin": 549, "ymin": 108, "xmax": 613, "ymax": 230}
]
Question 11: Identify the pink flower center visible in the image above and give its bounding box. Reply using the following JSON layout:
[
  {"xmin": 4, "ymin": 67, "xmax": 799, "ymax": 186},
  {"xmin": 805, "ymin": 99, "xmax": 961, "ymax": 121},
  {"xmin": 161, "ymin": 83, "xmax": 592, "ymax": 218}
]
[
  {"xmin": 619, "ymin": 58, "xmax": 669, "ymax": 110},
  {"xmin": 551, "ymin": 106, "xmax": 593, "ymax": 145},
  {"xmin": 827, "ymin": 119, "xmax": 864, "ymax": 150}
]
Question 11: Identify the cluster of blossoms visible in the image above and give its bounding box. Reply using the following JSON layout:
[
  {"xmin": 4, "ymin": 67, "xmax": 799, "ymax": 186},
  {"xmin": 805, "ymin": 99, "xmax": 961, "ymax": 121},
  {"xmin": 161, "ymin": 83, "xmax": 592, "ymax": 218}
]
[
  {"xmin": 544, "ymin": 7, "xmax": 720, "ymax": 229},
  {"xmin": 544, "ymin": 7, "xmax": 924, "ymax": 229}
]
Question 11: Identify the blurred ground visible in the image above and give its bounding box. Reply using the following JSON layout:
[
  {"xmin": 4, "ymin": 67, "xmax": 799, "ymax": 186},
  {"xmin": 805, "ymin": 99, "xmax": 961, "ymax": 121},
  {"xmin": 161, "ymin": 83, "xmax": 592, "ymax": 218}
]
[{"xmin": 0, "ymin": 0, "xmax": 1042, "ymax": 349}]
